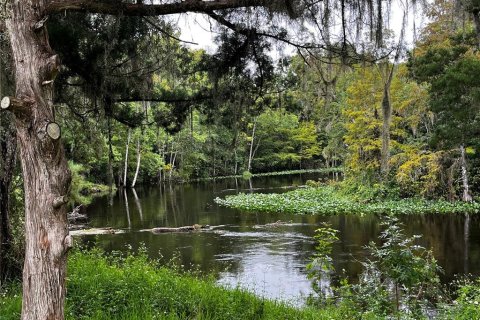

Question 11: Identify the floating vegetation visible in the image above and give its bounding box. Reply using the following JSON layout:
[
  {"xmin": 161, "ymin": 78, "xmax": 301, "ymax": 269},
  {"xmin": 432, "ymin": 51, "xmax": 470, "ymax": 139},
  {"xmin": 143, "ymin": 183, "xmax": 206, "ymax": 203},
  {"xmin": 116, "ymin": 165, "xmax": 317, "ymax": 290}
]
[{"xmin": 215, "ymin": 186, "xmax": 480, "ymax": 215}]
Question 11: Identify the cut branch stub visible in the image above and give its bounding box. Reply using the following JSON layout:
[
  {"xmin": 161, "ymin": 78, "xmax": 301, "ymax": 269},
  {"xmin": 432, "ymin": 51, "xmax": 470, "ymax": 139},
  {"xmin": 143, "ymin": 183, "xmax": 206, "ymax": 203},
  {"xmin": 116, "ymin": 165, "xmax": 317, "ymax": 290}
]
[
  {"xmin": 33, "ymin": 16, "xmax": 49, "ymax": 31},
  {"xmin": 1, "ymin": 96, "xmax": 32, "ymax": 117},
  {"xmin": 1, "ymin": 96, "xmax": 23, "ymax": 110},
  {"xmin": 52, "ymin": 195, "xmax": 68, "ymax": 209},
  {"xmin": 46, "ymin": 122, "xmax": 61, "ymax": 140}
]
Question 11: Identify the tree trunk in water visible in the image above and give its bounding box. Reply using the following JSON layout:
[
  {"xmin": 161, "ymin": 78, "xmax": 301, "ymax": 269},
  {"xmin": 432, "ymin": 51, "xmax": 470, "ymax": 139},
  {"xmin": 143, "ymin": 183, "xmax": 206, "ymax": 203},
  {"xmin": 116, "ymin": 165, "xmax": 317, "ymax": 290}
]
[
  {"xmin": 460, "ymin": 145, "xmax": 473, "ymax": 202},
  {"xmin": 5, "ymin": 3, "xmax": 72, "ymax": 319},
  {"xmin": 131, "ymin": 136, "xmax": 141, "ymax": 188},
  {"xmin": 0, "ymin": 113, "xmax": 17, "ymax": 285},
  {"xmin": 123, "ymin": 128, "xmax": 131, "ymax": 187},
  {"xmin": 247, "ymin": 117, "xmax": 257, "ymax": 172}
]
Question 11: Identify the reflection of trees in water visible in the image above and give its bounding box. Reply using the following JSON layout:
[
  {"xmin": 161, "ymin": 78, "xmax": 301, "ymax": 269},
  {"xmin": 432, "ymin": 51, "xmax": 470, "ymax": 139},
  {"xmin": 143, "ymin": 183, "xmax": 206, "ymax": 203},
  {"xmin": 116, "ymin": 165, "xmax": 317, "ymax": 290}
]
[
  {"xmin": 464, "ymin": 213, "xmax": 470, "ymax": 274},
  {"xmin": 326, "ymin": 214, "xmax": 478, "ymax": 284},
  {"xmin": 132, "ymin": 188, "xmax": 143, "ymax": 222},
  {"xmin": 123, "ymin": 188, "xmax": 131, "ymax": 229}
]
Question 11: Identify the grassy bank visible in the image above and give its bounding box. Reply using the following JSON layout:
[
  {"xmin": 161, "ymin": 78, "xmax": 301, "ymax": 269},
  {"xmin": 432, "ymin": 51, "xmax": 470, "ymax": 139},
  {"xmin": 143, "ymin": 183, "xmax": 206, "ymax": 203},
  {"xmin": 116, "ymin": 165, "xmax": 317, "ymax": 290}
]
[
  {"xmin": 0, "ymin": 249, "xmax": 351, "ymax": 320},
  {"xmin": 214, "ymin": 185, "xmax": 480, "ymax": 215}
]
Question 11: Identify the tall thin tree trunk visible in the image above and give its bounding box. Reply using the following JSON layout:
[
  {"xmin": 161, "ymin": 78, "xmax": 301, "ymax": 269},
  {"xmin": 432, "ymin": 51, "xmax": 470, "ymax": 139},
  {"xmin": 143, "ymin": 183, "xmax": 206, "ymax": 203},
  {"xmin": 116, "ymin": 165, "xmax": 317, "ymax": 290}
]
[
  {"xmin": 5, "ymin": 3, "xmax": 72, "ymax": 319},
  {"xmin": 190, "ymin": 105, "xmax": 194, "ymax": 138},
  {"xmin": 460, "ymin": 144, "xmax": 473, "ymax": 202},
  {"xmin": 234, "ymin": 149, "xmax": 238, "ymax": 175},
  {"xmin": 123, "ymin": 128, "xmax": 131, "ymax": 187},
  {"xmin": 131, "ymin": 136, "xmax": 141, "ymax": 188},
  {"xmin": 247, "ymin": 117, "xmax": 257, "ymax": 172},
  {"xmin": 380, "ymin": 64, "xmax": 394, "ymax": 178},
  {"xmin": 107, "ymin": 117, "xmax": 114, "ymax": 188}
]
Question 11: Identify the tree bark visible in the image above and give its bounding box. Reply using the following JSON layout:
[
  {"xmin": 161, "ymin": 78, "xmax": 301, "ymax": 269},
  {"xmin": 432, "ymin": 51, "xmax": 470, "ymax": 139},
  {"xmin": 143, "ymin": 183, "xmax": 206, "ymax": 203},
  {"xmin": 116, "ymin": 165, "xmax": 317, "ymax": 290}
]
[
  {"xmin": 460, "ymin": 144, "xmax": 473, "ymax": 202},
  {"xmin": 6, "ymin": 2, "xmax": 72, "ymax": 319}
]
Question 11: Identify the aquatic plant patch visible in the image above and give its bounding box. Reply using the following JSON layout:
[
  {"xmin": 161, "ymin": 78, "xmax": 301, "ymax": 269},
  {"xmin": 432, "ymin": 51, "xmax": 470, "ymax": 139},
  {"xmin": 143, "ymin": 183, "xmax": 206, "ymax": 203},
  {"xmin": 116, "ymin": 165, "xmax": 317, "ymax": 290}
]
[{"xmin": 214, "ymin": 186, "xmax": 480, "ymax": 215}]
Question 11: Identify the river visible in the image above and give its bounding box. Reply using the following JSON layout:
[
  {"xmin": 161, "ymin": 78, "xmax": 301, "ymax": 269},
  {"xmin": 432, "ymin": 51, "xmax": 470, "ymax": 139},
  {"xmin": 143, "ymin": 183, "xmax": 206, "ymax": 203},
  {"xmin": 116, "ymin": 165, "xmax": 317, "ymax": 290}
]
[{"xmin": 80, "ymin": 173, "xmax": 480, "ymax": 306}]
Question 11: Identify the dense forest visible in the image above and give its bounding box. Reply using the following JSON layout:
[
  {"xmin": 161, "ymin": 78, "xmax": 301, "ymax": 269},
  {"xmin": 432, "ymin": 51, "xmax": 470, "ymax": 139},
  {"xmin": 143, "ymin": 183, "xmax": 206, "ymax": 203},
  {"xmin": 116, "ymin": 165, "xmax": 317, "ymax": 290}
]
[{"xmin": 1, "ymin": 0, "xmax": 480, "ymax": 319}]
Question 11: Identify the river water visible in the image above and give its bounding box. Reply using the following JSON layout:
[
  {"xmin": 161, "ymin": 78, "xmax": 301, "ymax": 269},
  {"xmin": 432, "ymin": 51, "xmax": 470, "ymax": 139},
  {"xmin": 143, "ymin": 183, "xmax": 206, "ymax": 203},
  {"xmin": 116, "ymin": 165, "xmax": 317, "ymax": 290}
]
[{"xmin": 80, "ymin": 173, "xmax": 480, "ymax": 306}]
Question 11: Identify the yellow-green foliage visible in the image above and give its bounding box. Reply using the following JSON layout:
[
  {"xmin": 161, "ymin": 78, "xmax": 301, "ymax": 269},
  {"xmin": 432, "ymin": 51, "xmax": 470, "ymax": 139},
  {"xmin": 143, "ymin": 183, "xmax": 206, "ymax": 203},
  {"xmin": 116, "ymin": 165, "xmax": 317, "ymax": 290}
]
[
  {"xmin": 392, "ymin": 148, "xmax": 444, "ymax": 198},
  {"xmin": 342, "ymin": 65, "xmax": 430, "ymax": 191}
]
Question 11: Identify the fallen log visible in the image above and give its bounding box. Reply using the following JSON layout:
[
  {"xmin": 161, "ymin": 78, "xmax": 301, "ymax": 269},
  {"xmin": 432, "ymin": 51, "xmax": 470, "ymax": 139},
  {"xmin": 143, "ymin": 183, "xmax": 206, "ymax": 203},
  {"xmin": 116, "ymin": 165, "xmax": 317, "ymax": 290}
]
[
  {"xmin": 69, "ymin": 227, "xmax": 126, "ymax": 236},
  {"xmin": 253, "ymin": 220, "xmax": 301, "ymax": 229},
  {"xmin": 141, "ymin": 224, "xmax": 229, "ymax": 234}
]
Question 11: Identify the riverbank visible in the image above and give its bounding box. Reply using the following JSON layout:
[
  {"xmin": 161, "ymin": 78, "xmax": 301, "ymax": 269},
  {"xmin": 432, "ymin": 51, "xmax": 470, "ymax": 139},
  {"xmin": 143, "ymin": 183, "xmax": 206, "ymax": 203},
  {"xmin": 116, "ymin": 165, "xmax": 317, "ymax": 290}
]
[
  {"xmin": 0, "ymin": 249, "xmax": 350, "ymax": 320},
  {"xmin": 1, "ymin": 249, "xmax": 478, "ymax": 319},
  {"xmin": 214, "ymin": 185, "xmax": 480, "ymax": 215}
]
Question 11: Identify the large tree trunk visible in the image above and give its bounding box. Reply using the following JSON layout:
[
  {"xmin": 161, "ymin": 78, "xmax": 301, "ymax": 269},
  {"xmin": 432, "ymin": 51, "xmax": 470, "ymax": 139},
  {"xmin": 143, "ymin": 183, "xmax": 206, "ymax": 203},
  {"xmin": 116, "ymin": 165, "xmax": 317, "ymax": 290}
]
[{"xmin": 5, "ymin": 2, "xmax": 72, "ymax": 319}]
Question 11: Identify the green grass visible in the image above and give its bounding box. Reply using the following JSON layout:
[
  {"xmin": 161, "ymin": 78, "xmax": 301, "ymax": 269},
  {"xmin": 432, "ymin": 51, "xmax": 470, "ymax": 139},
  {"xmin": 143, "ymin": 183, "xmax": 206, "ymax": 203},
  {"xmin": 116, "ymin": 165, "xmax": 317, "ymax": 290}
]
[
  {"xmin": 0, "ymin": 249, "xmax": 353, "ymax": 320},
  {"xmin": 189, "ymin": 168, "xmax": 342, "ymax": 182},
  {"xmin": 214, "ymin": 186, "xmax": 480, "ymax": 215}
]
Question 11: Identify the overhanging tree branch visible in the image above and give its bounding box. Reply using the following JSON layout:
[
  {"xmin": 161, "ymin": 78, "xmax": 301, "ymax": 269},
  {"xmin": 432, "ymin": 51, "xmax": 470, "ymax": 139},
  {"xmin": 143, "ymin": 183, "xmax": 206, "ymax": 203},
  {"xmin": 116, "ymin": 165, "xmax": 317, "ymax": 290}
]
[{"xmin": 46, "ymin": 0, "xmax": 270, "ymax": 16}]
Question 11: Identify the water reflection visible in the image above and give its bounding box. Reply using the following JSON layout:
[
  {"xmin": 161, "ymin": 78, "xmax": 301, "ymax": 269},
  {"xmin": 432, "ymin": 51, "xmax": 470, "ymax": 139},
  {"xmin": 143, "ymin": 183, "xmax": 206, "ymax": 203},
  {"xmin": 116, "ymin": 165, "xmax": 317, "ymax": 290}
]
[{"xmin": 82, "ymin": 174, "xmax": 480, "ymax": 304}]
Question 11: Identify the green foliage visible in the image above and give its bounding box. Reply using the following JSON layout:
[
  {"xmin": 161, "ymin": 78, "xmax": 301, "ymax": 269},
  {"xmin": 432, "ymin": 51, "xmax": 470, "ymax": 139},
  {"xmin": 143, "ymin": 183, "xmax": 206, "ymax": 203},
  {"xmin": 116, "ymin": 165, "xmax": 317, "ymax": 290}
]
[
  {"xmin": 215, "ymin": 186, "xmax": 480, "ymax": 215},
  {"xmin": 440, "ymin": 279, "xmax": 480, "ymax": 319},
  {"xmin": 357, "ymin": 218, "xmax": 442, "ymax": 317},
  {"xmin": 251, "ymin": 109, "xmax": 321, "ymax": 171},
  {"xmin": 0, "ymin": 249, "xmax": 345, "ymax": 320},
  {"xmin": 306, "ymin": 224, "xmax": 339, "ymax": 302},
  {"xmin": 69, "ymin": 161, "xmax": 113, "ymax": 206},
  {"xmin": 242, "ymin": 171, "xmax": 253, "ymax": 180}
]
